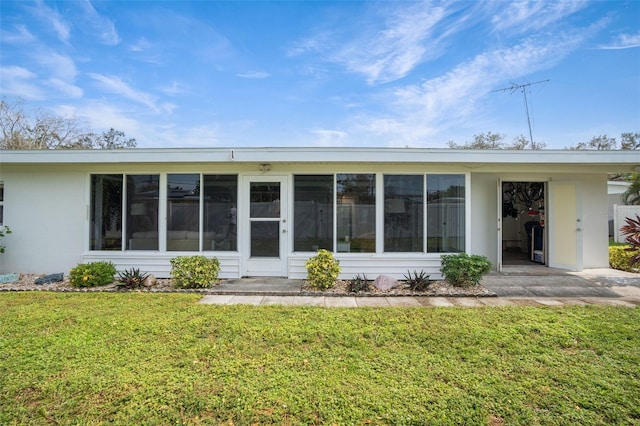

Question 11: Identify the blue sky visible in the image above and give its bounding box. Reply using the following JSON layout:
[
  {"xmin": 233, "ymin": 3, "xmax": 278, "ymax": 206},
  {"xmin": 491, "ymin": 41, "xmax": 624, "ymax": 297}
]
[{"xmin": 1, "ymin": 1, "xmax": 639, "ymax": 149}]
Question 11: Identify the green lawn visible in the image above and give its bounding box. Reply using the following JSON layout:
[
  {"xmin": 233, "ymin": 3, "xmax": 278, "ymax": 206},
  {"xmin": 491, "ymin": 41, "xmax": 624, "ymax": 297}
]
[{"xmin": 1, "ymin": 293, "xmax": 638, "ymax": 425}]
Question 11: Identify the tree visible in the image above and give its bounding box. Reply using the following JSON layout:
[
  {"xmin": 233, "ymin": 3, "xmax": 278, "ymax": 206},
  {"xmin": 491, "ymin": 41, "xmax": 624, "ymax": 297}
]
[
  {"xmin": 448, "ymin": 132, "xmax": 545, "ymax": 149},
  {"xmin": 95, "ymin": 128, "xmax": 136, "ymax": 149},
  {"xmin": 568, "ymin": 134, "xmax": 618, "ymax": 150},
  {"xmin": 567, "ymin": 133, "xmax": 639, "ymax": 151},
  {"xmin": 74, "ymin": 128, "xmax": 136, "ymax": 150},
  {"xmin": 0, "ymin": 98, "xmax": 136, "ymax": 150},
  {"xmin": 621, "ymin": 174, "xmax": 640, "ymax": 205},
  {"xmin": 620, "ymin": 132, "xmax": 640, "ymax": 151}
]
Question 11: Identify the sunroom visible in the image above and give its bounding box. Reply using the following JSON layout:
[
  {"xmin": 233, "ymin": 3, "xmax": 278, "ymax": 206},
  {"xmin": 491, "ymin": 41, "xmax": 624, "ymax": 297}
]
[{"xmin": 88, "ymin": 170, "xmax": 467, "ymax": 279}]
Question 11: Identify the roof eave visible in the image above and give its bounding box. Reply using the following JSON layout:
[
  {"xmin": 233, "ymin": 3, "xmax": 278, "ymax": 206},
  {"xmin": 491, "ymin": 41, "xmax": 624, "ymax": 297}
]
[{"xmin": 1, "ymin": 147, "xmax": 638, "ymax": 168}]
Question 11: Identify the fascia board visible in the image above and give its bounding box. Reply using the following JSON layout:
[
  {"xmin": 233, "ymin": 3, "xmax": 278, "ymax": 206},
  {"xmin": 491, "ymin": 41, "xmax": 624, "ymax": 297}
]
[{"xmin": 1, "ymin": 147, "xmax": 638, "ymax": 166}]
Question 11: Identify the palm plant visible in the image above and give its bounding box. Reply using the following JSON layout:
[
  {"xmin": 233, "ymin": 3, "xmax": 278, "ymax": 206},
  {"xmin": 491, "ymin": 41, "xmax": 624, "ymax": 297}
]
[{"xmin": 621, "ymin": 174, "xmax": 640, "ymax": 205}]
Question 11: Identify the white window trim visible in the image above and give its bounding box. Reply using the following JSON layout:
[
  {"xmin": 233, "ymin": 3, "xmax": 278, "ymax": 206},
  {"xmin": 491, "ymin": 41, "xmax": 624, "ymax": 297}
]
[{"xmin": 0, "ymin": 182, "xmax": 4, "ymax": 225}]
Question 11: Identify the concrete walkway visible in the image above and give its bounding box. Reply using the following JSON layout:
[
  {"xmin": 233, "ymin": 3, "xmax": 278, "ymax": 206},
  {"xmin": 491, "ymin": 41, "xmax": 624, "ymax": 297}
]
[
  {"xmin": 200, "ymin": 294, "xmax": 640, "ymax": 307},
  {"xmin": 199, "ymin": 268, "xmax": 640, "ymax": 307}
]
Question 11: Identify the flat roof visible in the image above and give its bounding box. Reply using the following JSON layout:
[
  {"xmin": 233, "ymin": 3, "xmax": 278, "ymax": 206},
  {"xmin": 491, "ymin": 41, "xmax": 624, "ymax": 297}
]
[{"xmin": 1, "ymin": 147, "xmax": 639, "ymax": 168}]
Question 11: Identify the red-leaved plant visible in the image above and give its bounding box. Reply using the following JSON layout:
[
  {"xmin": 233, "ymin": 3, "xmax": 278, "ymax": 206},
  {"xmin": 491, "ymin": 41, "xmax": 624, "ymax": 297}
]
[{"xmin": 620, "ymin": 215, "xmax": 640, "ymax": 266}]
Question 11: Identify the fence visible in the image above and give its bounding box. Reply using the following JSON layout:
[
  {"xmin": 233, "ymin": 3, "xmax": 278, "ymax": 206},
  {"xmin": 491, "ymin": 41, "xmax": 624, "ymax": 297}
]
[{"xmin": 613, "ymin": 204, "xmax": 640, "ymax": 243}]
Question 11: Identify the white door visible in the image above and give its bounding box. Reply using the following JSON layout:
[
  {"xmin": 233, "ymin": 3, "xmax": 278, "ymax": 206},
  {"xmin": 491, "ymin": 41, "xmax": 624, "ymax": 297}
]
[
  {"xmin": 548, "ymin": 181, "xmax": 583, "ymax": 270},
  {"xmin": 242, "ymin": 176, "xmax": 288, "ymax": 276}
]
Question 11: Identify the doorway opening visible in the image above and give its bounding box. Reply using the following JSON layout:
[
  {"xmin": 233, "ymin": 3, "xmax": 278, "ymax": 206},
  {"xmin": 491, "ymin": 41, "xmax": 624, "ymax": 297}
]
[
  {"xmin": 242, "ymin": 176, "xmax": 288, "ymax": 277},
  {"xmin": 501, "ymin": 181, "xmax": 546, "ymax": 267}
]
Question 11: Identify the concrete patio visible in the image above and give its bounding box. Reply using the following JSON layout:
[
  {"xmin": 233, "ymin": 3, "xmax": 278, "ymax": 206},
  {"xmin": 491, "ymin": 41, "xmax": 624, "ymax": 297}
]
[{"xmin": 199, "ymin": 268, "xmax": 640, "ymax": 307}]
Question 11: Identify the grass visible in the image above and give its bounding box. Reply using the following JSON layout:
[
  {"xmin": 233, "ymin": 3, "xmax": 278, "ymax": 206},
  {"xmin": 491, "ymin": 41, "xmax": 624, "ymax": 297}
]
[
  {"xmin": 610, "ymin": 237, "xmax": 630, "ymax": 247},
  {"xmin": 0, "ymin": 293, "xmax": 638, "ymax": 425}
]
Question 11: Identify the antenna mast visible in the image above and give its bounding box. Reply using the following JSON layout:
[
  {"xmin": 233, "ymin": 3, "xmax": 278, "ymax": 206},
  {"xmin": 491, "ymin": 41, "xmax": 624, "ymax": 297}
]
[{"xmin": 492, "ymin": 79, "xmax": 549, "ymax": 146}]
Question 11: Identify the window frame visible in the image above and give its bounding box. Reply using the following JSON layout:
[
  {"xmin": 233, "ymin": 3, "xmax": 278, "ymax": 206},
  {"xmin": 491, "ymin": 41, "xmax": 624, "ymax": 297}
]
[
  {"xmin": 292, "ymin": 174, "xmax": 334, "ymax": 253},
  {"xmin": 383, "ymin": 174, "xmax": 425, "ymax": 253},
  {"xmin": 0, "ymin": 182, "xmax": 4, "ymax": 225},
  {"xmin": 89, "ymin": 173, "xmax": 239, "ymax": 253}
]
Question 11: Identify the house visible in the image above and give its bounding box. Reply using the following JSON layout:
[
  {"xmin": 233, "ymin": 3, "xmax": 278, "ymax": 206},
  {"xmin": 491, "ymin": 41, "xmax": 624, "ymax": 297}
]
[
  {"xmin": 1, "ymin": 147, "xmax": 638, "ymax": 279},
  {"xmin": 608, "ymin": 180, "xmax": 640, "ymax": 242}
]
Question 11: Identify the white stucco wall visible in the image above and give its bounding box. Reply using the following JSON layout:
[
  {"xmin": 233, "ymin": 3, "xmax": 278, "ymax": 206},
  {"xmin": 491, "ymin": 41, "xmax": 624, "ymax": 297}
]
[
  {"xmin": 1, "ymin": 166, "xmax": 87, "ymax": 274},
  {"xmin": 581, "ymin": 174, "xmax": 609, "ymax": 268},
  {"xmin": 0, "ymin": 159, "xmax": 614, "ymax": 277},
  {"xmin": 469, "ymin": 173, "xmax": 498, "ymax": 266}
]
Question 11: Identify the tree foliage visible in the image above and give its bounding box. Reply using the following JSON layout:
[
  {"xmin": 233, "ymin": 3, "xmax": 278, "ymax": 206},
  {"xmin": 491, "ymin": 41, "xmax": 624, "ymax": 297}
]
[
  {"xmin": 0, "ymin": 98, "xmax": 136, "ymax": 150},
  {"xmin": 448, "ymin": 132, "xmax": 546, "ymax": 150},
  {"xmin": 567, "ymin": 133, "xmax": 639, "ymax": 151},
  {"xmin": 621, "ymin": 174, "xmax": 640, "ymax": 206},
  {"xmin": 565, "ymin": 133, "xmax": 640, "ymax": 205}
]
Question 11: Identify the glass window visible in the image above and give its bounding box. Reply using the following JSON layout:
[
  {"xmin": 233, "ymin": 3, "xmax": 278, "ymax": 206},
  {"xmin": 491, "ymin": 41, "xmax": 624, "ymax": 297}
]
[
  {"xmin": 90, "ymin": 175, "xmax": 123, "ymax": 250},
  {"xmin": 250, "ymin": 182, "xmax": 281, "ymax": 218},
  {"xmin": 167, "ymin": 174, "xmax": 200, "ymax": 251},
  {"xmin": 337, "ymin": 174, "xmax": 375, "ymax": 253},
  {"xmin": 126, "ymin": 175, "xmax": 159, "ymax": 250},
  {"xmin": 427, "ymin": 174, "xmax": 465, "ymax": 253},
  {"xmin": 203, "ymin": 175, "xmax": 237, "ymax": 251},
  {"xmin": 294, "ymin": 175, "xmax": 334, "ymax": 251},
  {"xmin": 384, "ymin": 175, "xmax": 423, "ymax": 252}
]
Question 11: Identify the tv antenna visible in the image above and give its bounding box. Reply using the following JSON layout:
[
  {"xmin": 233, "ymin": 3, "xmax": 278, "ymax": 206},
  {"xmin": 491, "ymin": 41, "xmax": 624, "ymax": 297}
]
[{"xmin": 492, "ymin": 79, "xmax": 549, "ymax": 146}]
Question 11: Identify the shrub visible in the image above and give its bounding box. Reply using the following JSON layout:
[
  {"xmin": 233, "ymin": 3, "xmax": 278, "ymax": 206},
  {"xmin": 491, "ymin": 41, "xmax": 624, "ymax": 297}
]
[
  {"xmin": 0, "ymin": 225, "xmax": 11, "ymax": 254},
  {"xmin": 620, "ymin": 214, "xmax": 640, "ymax": 267},
  {"xmin": 440, "ymin": 253, "xmax": 492, "ymax": 287},
  {"xmin": 170, "ymin": 255, "xmax": 220, "ymax": 289},
  {"xmin": 403, "ymin": 270, "xmax": 431, "ymax": 291},
  {"xmin": 348, "ymin": 273, "xmax": 371, "ymax": 293},
  {"xmin": 609, "ymin": 245, "xmax": 640, "ymax": 273},
  {"xmin": 69, "ymin": 261, "xmax": 117, "ymax": 288},
  {"xmin": 116, "ymin": 268, "xmax": 149, "ymax": 289},
  {"xmin": 305, "ymin": 249, "xmax": 340, "ymax": 290}
]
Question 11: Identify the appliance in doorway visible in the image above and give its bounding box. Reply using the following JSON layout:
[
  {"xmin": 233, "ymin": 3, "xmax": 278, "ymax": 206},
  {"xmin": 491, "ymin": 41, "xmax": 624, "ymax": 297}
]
[{"xmin": 501, "ymin": 181, "xmax": 546, "ymax": 266}]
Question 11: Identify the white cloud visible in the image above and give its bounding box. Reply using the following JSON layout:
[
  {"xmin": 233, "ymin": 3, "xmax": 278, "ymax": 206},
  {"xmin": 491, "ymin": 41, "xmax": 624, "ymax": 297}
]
[
  {"xmin": 0, "ymin": 66, "xmax": 44, "ymax": 99},
  {"xmin": 310, "ymin": 129, "xmax": 349, "ymax": 146},
  {"xmin": 79, "ymin": 0, "xmax": 120, "ymax": 46},
  {"xmin": 88, "ymin": 73, "xmax": 174, "ymax": 115},
  {"xmin": 237, "ymin": 71, "xmax": 270, "ymax": 79},
  {"xmin": 160, "ymin": 81, "xmax": 186, "ymax": 96},
  {"xmin": 491, "ymin": 0, "xmax": 587, "ymax": 33},
  {"xmin": 287, "ymin": 32, "xmax": 333, "ymax": 57},
  {"xmin": 597, "ymin": 32, "xmax": 640, "ymax": 50},
  {"xmin": 47, "ymin": 78, "xmax": 83, "ymax": 98},
  {"xmin": 32, "ymin": 0, "xmax": 70, "ymax": 44},
  {"xmin": 58, "ymin": 101, "xmax": 141, "ymax": 136},
  {"xmin": 35, "ymin": 52, "xmax": 77, "ymax": 81},
  {"xmin": 290, "ymin": 2, "xmax": 472, "ymax": 85},
  {"xmin": 353, "ymin": 29, "xmax": 592, "ymax": 146},
  {"xmin": 338, "ymin": 2, "xmax": 450, "ymax": 84},
  {"xmin": 128, "ymin": 38, "xmax": 163, "ymax": 65},
  {"xmin": 1, "ymin": 25, "xmax": 36, "ymax": 44},
  {"xmin": 129, "ymin": 38, "xmax": 153, "ymax": 52}
]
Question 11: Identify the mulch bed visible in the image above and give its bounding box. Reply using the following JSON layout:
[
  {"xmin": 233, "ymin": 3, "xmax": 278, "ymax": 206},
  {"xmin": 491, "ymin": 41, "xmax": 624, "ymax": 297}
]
[
  {"xmin": 1, "ymin": 273, "xmax": 495, "ymax": 297},
  {"xmin": 301, "ymin": 279, "xmax": 494, "ymax": 297}
]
